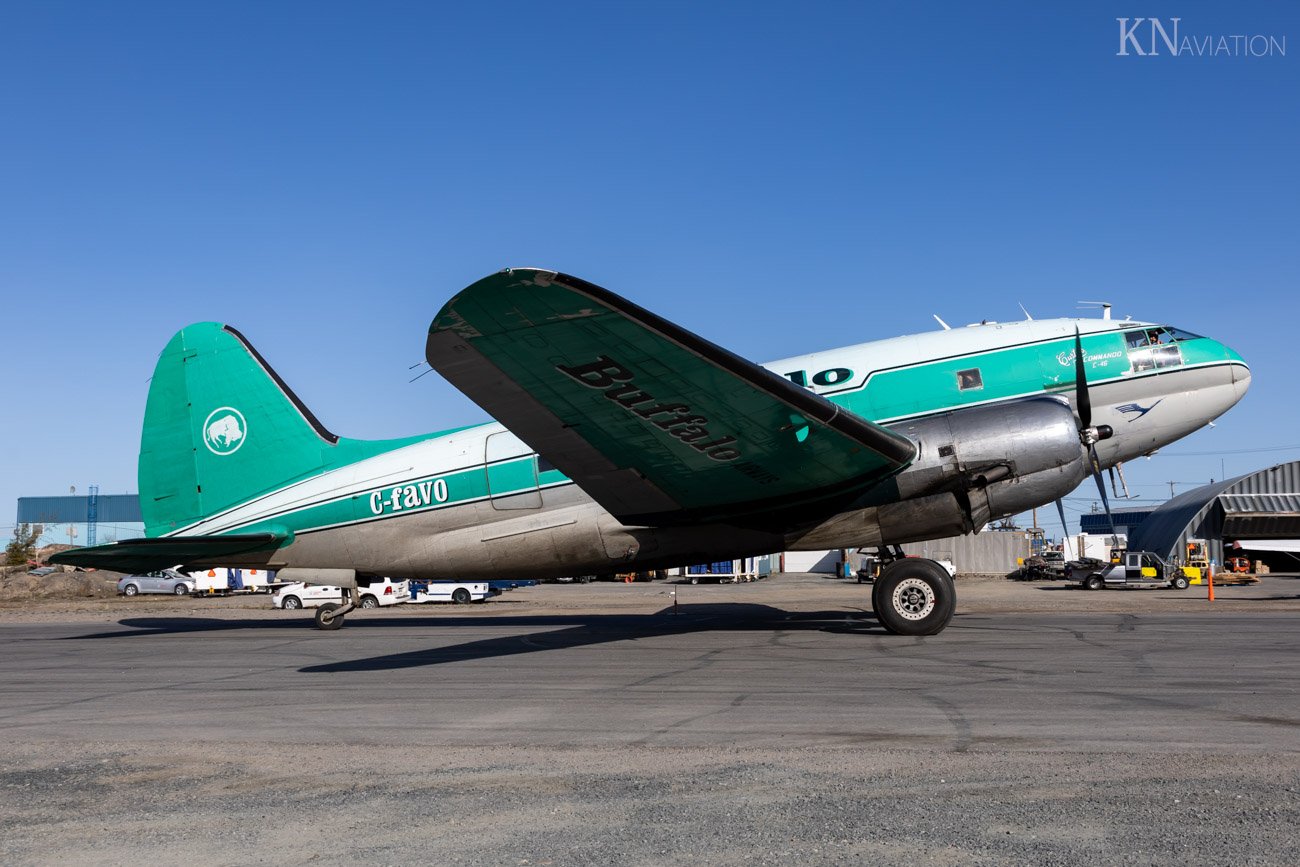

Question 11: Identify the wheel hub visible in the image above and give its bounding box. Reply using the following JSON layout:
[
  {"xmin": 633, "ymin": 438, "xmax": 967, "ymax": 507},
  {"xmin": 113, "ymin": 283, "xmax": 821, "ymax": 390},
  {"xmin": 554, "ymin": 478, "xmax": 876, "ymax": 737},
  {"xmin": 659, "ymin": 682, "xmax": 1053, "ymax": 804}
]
[{"xmin": 892, "ymin": 577, "xmax": 936, "ymax": 620}]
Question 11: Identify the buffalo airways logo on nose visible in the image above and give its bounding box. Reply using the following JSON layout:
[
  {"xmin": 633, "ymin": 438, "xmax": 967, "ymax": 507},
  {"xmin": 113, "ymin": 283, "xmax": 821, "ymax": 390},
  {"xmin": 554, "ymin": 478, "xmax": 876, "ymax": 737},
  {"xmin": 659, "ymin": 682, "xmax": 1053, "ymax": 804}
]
[
  {"xmin": 1115, "ymin": 400, "xmax": 1162, "ymax": 422},
  {"xmin": 203, "ymin": 407, "xmax": 247, "ymax": 455}
]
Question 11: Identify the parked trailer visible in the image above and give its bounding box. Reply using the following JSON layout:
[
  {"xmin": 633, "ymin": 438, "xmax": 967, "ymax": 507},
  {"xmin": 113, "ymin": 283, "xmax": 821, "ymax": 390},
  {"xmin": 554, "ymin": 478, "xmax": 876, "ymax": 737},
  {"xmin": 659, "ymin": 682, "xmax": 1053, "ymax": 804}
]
[
  {"xmin": 682, "ymin": 556, "xmax": 772, "ymax": 585},
  {"xmin": 188, "ymin": 567, "xmax": 278, "ymax": 594}
]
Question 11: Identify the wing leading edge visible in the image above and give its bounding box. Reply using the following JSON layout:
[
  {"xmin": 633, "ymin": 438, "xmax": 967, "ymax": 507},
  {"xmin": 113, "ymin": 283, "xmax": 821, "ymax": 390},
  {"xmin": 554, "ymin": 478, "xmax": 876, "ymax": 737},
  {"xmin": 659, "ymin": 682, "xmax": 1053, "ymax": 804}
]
[{"xmin": 426, "ymin": 268, "xmax": 916, "ymax": 527}]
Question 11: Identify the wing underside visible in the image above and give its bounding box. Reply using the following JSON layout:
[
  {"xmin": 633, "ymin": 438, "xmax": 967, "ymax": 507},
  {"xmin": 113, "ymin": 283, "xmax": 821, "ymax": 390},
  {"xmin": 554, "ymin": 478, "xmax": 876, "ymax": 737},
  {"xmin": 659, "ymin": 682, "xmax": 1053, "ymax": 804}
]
[{"xmin": 427, "ymin": 268, "xmax": 916, "ymax": 527}]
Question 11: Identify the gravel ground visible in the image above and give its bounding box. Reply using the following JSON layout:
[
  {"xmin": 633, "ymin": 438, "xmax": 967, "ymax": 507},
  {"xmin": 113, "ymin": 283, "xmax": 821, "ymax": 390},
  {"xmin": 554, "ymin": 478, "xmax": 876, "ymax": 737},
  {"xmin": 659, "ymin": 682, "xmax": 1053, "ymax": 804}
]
[
  {"xmin": 2, "ymin": 572, "xmax": 1297, "ymax": 866},
  {"xmin": 3, "ymin": 743, "xmax": 1296, "ymax": 866}
]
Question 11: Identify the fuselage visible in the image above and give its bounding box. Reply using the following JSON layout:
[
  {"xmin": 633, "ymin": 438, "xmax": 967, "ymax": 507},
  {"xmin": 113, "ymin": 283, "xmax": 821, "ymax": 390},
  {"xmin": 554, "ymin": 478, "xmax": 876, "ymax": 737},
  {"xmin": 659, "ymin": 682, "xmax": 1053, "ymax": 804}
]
[{"xmin": 167, "ymin": 318, "xmax": 1250, "ymax": 579}]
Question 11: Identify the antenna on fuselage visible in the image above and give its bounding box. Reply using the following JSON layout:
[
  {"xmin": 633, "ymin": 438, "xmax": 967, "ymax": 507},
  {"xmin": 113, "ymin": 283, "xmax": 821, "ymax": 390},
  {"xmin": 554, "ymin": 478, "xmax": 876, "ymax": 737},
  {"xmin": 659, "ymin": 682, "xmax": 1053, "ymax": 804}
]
[
  {"xmin": 1018, "ymin": 303, "xmax": 1033, "ymax": 320},
  {"xmin": 933, "ymin": 315, "xmax": 951, "ymax": 330},
  {"xmin": 1078, "ymin": 301, "xmax": 1112, "ymax": 320}
]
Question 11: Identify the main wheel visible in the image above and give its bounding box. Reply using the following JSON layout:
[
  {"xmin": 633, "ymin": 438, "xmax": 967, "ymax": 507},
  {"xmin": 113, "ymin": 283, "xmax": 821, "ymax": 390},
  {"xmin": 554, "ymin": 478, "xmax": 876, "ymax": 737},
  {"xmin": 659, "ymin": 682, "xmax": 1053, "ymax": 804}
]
[
  {"xmin": 281, "ymin": 595, "xmax": 302, "ymax": 610},
  {"xmin": 173, "ymin": 583, "xmax": 190, "ymax": 596},
  {"xmin": 123, "ymin": 583, "xmax": 139, "ymax": 597},
  {"xmin": 451, "ymin": 587, "xmax": 471, "ymax": 604},
  {"xmin": 1084, "ymin": 574, "xmax": 1105, "ymax": 591},
  {"xmin": 1171, "ymin": 575, "xmax": 1190, "ymax": 590},
  {"xmin": 871, "ymin": 559, "xmax": 955, "ymax": 636},
  {"xmin": 359, "ymin": 594, "xmax": 379, "ymax": 609},
  {"xmin": 314, "ymin": 603, "xmax": 345, "ymax": 630}
]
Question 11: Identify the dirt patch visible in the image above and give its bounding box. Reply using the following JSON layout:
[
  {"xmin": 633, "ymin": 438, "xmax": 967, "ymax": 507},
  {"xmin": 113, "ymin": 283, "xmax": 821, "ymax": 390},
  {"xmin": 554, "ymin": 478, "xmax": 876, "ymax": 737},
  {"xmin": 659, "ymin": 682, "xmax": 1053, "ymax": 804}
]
[{"xmin": 0, "ymin": 567, "xmax": 120, "ymax": 602}]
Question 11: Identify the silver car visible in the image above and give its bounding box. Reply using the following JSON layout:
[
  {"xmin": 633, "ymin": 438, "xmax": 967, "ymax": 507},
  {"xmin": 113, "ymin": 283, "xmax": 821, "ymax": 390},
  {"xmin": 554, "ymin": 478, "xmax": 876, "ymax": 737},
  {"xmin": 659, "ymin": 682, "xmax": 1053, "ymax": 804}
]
[{"xmin": 118, "ymin": 569, "xmax": 195, "ymax": 597}]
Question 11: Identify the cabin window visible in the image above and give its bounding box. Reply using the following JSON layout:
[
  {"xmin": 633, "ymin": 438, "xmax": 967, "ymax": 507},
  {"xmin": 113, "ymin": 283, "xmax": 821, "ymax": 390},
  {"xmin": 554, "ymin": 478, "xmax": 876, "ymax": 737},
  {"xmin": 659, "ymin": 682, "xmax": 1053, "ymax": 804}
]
[
  {"xmin": 1124, "ymin": 328, "xmax": 1183, "ymax": 372},
  {"xmin": 956, "ymin": 368, "xmax": 983, "ymax": 391}
]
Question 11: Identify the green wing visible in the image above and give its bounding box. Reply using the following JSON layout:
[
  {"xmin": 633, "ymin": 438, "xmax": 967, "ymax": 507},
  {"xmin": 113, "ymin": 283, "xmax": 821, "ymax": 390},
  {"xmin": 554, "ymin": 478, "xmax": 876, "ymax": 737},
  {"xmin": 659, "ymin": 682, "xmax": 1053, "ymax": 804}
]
[{"xmin": 427, "ymin": 269, "xmax": 916, "ymax": 526}]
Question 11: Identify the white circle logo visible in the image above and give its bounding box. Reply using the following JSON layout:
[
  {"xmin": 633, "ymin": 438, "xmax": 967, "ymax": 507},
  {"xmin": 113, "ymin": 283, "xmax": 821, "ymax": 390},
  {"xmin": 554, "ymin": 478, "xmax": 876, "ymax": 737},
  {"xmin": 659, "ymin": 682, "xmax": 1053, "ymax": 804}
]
[{"xmin": 203, "ymin": 407, "xmax": 248, "ymax": 456}]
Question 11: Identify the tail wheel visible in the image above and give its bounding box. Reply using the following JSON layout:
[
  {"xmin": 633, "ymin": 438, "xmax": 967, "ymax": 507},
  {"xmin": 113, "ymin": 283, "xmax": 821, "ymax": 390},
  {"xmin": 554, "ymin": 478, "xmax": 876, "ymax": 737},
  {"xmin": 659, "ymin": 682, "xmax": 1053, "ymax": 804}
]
[
  {"xmin": 871, "ymin": 559, "xmax": 956, "ymax": 636},
  {"xmin": 314, "ymin": 603, "xmax": 345, "ymax": 630}
]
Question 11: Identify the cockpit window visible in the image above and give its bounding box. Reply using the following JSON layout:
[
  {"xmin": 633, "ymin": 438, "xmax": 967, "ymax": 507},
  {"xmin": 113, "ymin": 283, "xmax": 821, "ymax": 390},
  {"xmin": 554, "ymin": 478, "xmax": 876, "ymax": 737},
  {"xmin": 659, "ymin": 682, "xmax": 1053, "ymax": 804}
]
[
  {"xmin": 1164, "ymin": 326, "xmax": 1203, "ymax": 341},
  {"xmin": 1124, "ymin": 328, "xmax": 1183, "ymax": 372}
]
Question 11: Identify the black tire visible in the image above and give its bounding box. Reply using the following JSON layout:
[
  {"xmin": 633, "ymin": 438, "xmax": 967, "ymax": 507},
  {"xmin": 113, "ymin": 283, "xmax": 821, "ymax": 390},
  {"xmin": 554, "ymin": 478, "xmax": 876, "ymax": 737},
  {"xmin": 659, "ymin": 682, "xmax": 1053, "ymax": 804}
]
[
  {"xmin": 1171, "ymin": 575, "xmax": 1190, "ymax": 590},
  {"xmin": 173, "ymin": 583, "xmax": 190, "ymax": 596},
  {"xmin": 451, "ymin": 587, "xmax": 471, "ymax": 604},
  {"xmin": 314, "ymin": 603, "xmax": 345, "ymax": 630},
  {"xmin": 577, "ymin": 575, "xmax": 593, "ymax": 584},
  {"xmin": 123, "ymin": 583, "xmax": 139, "ymax": 597},
  {"xmin": 1085, "ymin": 574, "xmax": 1105, "ymax": 591},
  {"xmin": 871, "ymin": 559, "xmax": 956, "ymax": 636},
  {"xmin": 359, "ymin": 594, "xmax": 379, "ymax": 609},
  {"xmin": 281, "ymin": 595, "xmax": 302, "ymax": 610},
  {"xmin": 690, "ymin": 576, "xmax": 700, "ymax": 585}
]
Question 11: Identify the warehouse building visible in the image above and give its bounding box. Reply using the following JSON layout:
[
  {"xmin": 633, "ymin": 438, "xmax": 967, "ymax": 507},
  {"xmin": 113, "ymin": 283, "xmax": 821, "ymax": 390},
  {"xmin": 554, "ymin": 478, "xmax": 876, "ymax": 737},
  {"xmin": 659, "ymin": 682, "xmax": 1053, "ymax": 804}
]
[{"xmin": 1127, "ymin": 461, "xmax": 1300, "ymax": 567}]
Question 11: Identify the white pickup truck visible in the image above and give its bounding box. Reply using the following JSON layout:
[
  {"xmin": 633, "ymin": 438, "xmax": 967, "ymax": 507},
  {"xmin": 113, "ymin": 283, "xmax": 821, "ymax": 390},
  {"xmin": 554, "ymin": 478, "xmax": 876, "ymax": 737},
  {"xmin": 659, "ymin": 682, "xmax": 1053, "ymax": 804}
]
[
  {"xmin": 406, "ymin": 580, "xmax": 496, "ymax": 605},
  {"xmin": 272, "ymin": 577, "xmax": 409, "ymax": 610}
]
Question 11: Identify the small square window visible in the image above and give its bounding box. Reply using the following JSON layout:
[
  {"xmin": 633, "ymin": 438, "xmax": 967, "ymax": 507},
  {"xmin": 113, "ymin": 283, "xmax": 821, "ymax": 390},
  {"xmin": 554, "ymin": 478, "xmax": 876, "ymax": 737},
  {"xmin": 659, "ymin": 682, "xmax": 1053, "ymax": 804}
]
[{"xmin": 957, "ymin": 368, "xmax": 983, "ymax": 391}]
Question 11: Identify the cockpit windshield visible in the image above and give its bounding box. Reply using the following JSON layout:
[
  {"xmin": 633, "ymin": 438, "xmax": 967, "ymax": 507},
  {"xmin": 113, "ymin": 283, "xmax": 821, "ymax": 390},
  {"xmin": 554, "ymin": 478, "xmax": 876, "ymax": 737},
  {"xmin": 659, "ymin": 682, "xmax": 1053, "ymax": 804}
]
[
  {"xmin": 1124, "ymin": 326, "xmax": 1194, "ymax": 371},
  {"xmin": 1126, "ymin": 326, "xmax": 1202, "ymax": 348}
]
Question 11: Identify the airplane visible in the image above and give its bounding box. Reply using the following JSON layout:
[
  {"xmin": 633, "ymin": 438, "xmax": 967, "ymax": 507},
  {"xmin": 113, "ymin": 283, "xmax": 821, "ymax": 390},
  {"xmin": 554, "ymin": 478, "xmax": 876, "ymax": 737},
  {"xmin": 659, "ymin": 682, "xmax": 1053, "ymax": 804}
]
[{"xmin": 52, "ymin": 268, "xmax": 1251, "ymax": 635}]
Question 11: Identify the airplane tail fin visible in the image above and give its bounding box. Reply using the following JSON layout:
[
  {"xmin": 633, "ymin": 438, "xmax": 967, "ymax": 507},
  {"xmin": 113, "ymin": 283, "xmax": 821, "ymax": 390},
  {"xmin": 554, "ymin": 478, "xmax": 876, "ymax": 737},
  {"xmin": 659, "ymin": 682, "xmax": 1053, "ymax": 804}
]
[{"xmin": 139, "ymin": 323, "xmax": 339, "ymax": 536}]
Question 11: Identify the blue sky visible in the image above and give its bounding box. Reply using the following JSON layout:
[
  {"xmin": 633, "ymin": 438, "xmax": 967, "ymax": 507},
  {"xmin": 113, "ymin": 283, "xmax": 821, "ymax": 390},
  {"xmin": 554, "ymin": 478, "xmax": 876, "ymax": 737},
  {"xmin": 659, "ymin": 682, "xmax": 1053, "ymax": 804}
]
[{"xmin": 2, "ymin": 1, "xmax": 1297, "ymax": 544}]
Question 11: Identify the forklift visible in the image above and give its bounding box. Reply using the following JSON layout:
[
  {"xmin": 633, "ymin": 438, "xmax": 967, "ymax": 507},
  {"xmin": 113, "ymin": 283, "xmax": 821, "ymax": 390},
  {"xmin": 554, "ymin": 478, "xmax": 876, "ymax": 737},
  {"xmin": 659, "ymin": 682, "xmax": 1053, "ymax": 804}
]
[{"xmin": 1077, "ymin": 550, "xmax": 1198, "ymax": 591}]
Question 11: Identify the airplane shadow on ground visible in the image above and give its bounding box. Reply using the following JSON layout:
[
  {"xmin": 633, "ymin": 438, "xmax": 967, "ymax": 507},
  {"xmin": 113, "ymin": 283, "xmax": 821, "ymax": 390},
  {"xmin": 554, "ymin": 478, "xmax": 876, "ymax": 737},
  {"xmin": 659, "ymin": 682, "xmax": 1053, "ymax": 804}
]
[{"xmin": 63, "ymin": 603, "xmax": 907, "ymax": 673}]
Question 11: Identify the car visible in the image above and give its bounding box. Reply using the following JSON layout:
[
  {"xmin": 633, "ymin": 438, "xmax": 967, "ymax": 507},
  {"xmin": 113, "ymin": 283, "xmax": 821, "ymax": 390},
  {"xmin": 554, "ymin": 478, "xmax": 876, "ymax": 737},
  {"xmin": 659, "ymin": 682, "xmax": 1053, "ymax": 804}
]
[
  {"xmin": 272, "ymin": 577, "xmax": 409, "ymax": 610},
  {"xmin": 118, "ymin": 569, "xmax": 196, "ymax": 597},
  {"xmin": 405, "ymin": 580, "xmax": 496, "ymax": 604}
]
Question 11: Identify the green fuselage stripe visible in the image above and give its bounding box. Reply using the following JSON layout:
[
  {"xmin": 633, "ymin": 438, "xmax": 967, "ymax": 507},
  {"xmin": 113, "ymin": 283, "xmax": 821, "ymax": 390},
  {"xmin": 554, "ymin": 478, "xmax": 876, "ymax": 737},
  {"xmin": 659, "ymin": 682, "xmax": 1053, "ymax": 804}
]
[{"xmin": 219, "ymin": 332, "xmax": 1235, "ymax": 537}]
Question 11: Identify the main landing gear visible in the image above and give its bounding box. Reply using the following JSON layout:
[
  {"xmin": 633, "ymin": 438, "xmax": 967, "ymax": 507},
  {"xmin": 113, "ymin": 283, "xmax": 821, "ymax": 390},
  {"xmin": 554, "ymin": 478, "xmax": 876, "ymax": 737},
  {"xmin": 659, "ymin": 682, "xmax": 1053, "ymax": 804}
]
[
  {"xmin": 313, "ymin": 588, "xmax": 356, "ymax": 631},
  {"xmin": 871, "ymin": 557, "xmax": 956, "ymax": 636}
]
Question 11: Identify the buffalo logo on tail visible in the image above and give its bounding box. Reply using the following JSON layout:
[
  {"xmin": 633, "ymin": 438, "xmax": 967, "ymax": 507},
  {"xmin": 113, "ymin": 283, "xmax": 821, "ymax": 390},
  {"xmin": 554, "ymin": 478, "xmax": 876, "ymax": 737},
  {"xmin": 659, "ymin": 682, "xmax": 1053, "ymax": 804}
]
[{"xmin": 203, "ymin": 407, "xmax": 248, "ymax": 455}]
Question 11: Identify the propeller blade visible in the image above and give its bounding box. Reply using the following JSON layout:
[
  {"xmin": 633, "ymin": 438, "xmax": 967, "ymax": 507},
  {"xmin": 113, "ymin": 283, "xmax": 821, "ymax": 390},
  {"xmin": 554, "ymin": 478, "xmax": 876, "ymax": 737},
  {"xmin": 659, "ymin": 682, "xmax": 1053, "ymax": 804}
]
[
  {"xmin": 1055, "ymin": 498, "xmax": 1073, "ymax": 559},
  {"xmin": 1089, "ymin": 443, "xmax": 1118, "ymax": 540},
  {"xmin": 1074, "ymin": 327, "xmax": 1092, "ymax": 430}
]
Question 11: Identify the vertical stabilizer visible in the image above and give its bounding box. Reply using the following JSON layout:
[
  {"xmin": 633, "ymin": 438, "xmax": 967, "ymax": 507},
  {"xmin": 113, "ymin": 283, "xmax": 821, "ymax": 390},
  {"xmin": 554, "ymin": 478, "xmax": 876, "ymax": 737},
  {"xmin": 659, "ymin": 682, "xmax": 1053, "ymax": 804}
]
[{"xmin": 139, "ymin": 323, "xmax": 337, "ymax": 536}]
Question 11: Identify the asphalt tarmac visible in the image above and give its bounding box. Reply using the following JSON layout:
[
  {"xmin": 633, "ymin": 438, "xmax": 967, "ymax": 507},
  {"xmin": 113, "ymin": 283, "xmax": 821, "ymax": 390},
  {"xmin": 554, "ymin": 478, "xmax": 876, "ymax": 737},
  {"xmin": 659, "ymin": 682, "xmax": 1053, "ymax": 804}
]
[{"xmin": 2, "ymin": 577, "xmax": 1297, "ymax": 865}]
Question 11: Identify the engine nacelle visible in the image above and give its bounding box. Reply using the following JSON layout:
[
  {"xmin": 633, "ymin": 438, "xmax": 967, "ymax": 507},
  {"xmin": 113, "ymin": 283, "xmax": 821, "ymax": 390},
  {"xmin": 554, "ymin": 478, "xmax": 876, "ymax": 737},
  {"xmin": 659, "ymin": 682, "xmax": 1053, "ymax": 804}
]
[
  {"xmin": 888, "ymin": 396, "xmax": 1084, "ymax": 501},
  {"xmin": 786, "ymin": 397, "xmax": 1089, "ymax": 550}
]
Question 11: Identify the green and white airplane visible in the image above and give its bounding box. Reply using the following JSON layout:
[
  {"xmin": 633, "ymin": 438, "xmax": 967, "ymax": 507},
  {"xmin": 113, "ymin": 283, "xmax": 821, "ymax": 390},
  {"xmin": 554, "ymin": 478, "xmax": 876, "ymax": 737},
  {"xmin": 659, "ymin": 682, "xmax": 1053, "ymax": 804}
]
[{"xmin": 53, "ymin": 268, "xmax": 1250, "ymax": 635}]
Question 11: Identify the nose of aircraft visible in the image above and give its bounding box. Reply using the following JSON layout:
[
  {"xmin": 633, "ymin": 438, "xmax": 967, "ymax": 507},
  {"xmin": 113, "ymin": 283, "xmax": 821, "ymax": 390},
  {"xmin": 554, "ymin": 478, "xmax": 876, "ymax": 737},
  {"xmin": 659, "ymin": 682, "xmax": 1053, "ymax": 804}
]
[{"xmin": 1222, "ymin": 341, "xmax": 1252, "ymax": 402}]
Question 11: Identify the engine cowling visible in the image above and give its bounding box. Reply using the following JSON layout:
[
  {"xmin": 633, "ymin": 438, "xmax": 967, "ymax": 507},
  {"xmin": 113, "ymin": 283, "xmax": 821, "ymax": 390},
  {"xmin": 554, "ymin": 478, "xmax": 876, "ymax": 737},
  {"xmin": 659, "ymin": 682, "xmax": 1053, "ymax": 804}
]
[{"xmin": 786, "ymin": 397, "xmax": 1088, "ymax": 550}]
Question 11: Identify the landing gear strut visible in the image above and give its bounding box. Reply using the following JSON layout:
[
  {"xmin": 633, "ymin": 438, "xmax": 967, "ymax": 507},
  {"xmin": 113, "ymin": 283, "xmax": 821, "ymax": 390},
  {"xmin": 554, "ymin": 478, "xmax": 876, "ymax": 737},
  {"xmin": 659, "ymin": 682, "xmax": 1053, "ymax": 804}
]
[
  {"xmin": 871, "ymin": 558, "xmax": 956, "ymax": 636},
  {"xmin": 313, "ymin": 588, "xmax": 356, "ymax": 630}
]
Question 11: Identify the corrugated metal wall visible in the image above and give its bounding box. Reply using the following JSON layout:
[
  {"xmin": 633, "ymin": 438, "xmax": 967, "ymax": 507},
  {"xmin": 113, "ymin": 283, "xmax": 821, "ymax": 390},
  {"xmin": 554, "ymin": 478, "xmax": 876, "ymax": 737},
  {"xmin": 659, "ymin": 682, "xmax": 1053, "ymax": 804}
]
[
  {"xmin": 901, "ymin": 531, "xmax": 1034, "ymax": 574},
  {"xmin": 16, "ymin": 495, "xmax": 143, "ymax": 523}
]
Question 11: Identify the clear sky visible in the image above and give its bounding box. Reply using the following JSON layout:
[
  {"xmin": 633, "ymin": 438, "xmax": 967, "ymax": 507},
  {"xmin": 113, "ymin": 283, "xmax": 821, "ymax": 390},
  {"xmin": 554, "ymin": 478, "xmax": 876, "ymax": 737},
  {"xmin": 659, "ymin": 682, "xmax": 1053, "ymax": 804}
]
[{"xmin": 2, "ymin": 1, "xmax": 1297, "ymax": 545}]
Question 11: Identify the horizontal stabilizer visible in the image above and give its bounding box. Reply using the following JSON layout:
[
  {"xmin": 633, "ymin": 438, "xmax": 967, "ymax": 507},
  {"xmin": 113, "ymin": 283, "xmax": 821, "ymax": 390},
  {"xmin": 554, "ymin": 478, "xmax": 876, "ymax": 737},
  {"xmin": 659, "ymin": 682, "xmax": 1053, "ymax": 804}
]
[
  {"xmin": 49, "ymin": 532, "xmax": 289, "ymax": 573},
  {"xmin": 427, "ymin": 269, "xmax": 916, "ymax": 526}
]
